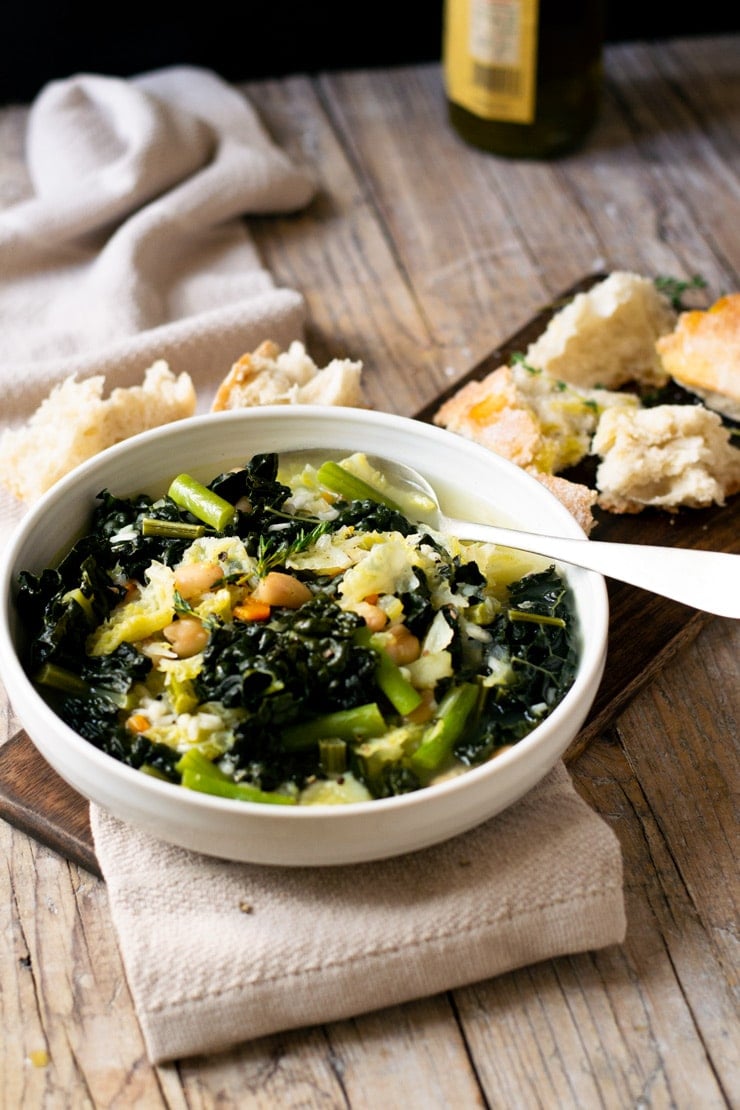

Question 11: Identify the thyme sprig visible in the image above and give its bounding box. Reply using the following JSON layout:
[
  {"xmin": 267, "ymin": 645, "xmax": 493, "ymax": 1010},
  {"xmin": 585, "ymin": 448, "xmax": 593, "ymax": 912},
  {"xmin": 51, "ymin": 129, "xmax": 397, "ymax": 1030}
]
[{"xmin": 256, "ymin": 521, "xmax": 332, "ymax": 577}]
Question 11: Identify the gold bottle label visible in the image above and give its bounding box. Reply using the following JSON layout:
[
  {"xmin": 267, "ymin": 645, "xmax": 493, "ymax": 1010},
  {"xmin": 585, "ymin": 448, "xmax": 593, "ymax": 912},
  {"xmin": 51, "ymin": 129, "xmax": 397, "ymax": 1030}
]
[{"xmin": 444, "ymin": 0, "xmax": 539, "ymax": 124}]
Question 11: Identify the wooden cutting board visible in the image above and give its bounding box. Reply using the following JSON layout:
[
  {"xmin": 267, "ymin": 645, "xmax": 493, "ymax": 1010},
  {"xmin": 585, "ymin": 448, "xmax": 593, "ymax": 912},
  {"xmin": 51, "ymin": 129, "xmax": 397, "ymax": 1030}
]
[{"xmin": 1, "ymin": 274, "xmax": 737, "ymax": 879}]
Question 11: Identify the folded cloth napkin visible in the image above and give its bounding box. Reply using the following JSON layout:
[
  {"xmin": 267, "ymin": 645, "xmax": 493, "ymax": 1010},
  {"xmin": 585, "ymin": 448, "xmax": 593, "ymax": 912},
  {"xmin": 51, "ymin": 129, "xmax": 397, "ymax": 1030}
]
[
  {"xmin": 0, "ymin": 65, "xmax": 316, "ymax": 536},
  {"xmin": 90, "ymin": 761, "xmax": 626, "ymax": 1063}
]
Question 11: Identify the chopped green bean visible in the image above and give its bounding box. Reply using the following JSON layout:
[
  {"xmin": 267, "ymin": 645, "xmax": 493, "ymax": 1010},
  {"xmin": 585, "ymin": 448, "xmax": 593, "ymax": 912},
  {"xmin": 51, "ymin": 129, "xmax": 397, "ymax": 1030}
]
[
  {"xmin": 175, "ymin": 748, "xmax": 229, "ymax": 780},
  {"xmin": 167, "ymin": 473, "xmax": 236, "ymax": 531},
  {"xmin": 353, "ymin": 626, "xmax": 423, "ymax": 717},
  {"xmin": 316, "ymin": 461, "xmax": 404, "ymax": 512},
  {"xmin": 281, "ymin": 702, "xmax": 387, "ymax": 751},
  {"xmin": 139, "ymin": 764, "xmax": 172, "ymax": 781},
  {"xmin": 176, "ymin": 749, "xmax": 296, "ymax": 803},
  {"xmin": 34, "ymin": 662, "xmax": 90, "ymax": 696},
  {"xmin": 507, "ymin": 609, "xmax": 566, "ymax": 628},
  {"xmin": 410, "ymin": 683, "xmax": 479, "ymax": 776},
  {"xmin": 181, "ymin": 769, "xmax": 297, "ymax": 805},
  {"xmin": 373, "ymin": 646, "xmax": 423, "ymax": 716},
  {"xmin": 141, "ymin": 517, "xmax": 206, "ymax": 539},
  {"xmin": 319, "ymin": 737, "xmax": 348, "ymax": 776}
]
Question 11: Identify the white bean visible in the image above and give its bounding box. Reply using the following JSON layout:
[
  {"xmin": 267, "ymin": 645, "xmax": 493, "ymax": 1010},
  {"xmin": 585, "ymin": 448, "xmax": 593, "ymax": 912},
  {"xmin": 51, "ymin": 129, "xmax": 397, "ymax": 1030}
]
[
  {"xmin": 383, "ymin": 624, "xmax": 421, "ymax": 665},
  {"xmin": 251, "ymin": 572, "xmax": 312, "ymax": 609},
  {"xmin": 163, "ymin": 617, "xmax": 209, "ymax": 658},
  {"xmin": 355, "ymin": 601, "xmax": 388, "ymax": 631},
  {"xmin": 174, "ymin": 563, "xmax": 222, "ymax": 600}
]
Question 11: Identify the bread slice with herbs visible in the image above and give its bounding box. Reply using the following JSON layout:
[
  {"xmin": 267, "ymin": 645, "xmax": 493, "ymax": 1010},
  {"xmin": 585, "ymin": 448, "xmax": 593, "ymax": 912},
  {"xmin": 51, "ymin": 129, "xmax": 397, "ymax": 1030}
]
[{"xmin": 434, "ymin": 359, "xmax": 637, "ymax": 476}]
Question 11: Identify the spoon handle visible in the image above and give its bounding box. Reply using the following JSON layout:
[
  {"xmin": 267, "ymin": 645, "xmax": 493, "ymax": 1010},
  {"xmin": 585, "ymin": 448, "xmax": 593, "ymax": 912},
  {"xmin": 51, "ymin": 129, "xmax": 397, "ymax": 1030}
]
[{"xmin": 447, "ymin": 519, "xmax": 740, "ymax": 619}]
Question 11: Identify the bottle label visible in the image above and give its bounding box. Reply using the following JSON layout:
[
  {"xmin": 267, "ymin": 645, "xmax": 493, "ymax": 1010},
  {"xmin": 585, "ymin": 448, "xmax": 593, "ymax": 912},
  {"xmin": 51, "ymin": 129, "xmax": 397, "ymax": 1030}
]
[{"xmin": 444, "ymin": 0, "xmax": 539, "ymax": 123}]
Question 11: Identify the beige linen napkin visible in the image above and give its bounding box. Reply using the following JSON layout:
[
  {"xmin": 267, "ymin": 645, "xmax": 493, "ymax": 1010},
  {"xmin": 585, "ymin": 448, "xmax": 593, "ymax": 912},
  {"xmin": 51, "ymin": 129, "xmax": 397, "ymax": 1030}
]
[
  {"xmin": 0, "ymin": 65, "xmax": 316, "ymax": 537},
  {"xmin": 90, "ymin": 761, "xmax": 625, "ymax": 1063}
]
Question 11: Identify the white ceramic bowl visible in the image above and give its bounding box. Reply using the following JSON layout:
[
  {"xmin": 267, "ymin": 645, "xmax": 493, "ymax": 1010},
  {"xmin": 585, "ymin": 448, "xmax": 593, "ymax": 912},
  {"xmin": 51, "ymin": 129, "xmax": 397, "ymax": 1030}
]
[{"xmin": 0, "ymin": 407, "xmax": 608, "ymax": 866}]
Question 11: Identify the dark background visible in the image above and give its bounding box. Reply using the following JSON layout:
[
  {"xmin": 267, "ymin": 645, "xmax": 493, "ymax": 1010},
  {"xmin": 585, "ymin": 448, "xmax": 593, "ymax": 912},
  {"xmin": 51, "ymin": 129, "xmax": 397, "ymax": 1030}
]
[{"xmin": 2, "ymin": 3, "xmax": 738, "ymax": 106}]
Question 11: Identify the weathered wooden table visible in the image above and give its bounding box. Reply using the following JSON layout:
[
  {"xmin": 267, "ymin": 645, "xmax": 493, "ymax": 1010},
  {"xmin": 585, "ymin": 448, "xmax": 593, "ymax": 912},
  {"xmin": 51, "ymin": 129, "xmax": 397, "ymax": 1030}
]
[{"xmin": 2, "ymin": 34, "xmax": 738, "ymax": 1108}]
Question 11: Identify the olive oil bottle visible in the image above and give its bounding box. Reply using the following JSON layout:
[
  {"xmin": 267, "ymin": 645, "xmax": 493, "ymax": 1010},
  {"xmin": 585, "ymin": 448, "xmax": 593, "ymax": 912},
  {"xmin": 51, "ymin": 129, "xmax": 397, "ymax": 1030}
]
[{"xmin": 443, "ymin": 0, "xmax": 605, "ymax": 158}]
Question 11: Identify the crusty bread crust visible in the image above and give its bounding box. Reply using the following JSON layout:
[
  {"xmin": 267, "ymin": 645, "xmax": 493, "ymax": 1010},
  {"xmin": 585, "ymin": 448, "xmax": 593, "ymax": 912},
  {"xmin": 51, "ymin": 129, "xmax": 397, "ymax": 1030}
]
[
  {"xmin": 656, "ymin": 293, "xmax": 740, "ymax": 420},
  {"xmin": 433, "ymin": 273, "xmax": 740, "ymax": 523},
  {"xmin": 434, "ymin": 362, "xmax": 611, "ymax": 531},
  {"xmin": 531, "ymin": 473, "xmax": 599, "ymax": 535},
  {"xmin": 434, "ymin": 366, "xmax": 541, "ymax": 468},
  {"xmin": 211, "ymin": 340, "xmax": 281, "ymax": 409}
]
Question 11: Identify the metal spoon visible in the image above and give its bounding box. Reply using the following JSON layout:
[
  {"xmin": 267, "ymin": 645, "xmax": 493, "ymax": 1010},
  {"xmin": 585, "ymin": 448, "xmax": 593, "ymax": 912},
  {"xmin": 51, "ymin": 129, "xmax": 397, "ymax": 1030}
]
[{"xmin": 338, "ymin": 453, "xmax": 740, "ymax": 620}]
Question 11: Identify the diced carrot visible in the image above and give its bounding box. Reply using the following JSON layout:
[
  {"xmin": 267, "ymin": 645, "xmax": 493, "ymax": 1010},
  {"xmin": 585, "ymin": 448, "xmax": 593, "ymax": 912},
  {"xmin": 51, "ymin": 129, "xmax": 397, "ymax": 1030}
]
[
  {"xmin": 120, "ymin": 580, "xmax": 138, "ymax": 603},
  {"xmin": 233, "ymin": 599, "xmax": 271, "ymax": 622},
  {"xmin": 127, "ymin": 714, "xmax": 150, "ymax": 734}
]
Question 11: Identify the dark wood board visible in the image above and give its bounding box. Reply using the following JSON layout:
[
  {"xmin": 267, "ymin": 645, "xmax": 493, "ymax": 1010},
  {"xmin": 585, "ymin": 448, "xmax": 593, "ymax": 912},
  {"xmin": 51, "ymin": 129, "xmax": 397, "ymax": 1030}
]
[
  {"xmin": 0, "ymin": 728, "xmax": 102, "ymax": 877},
  {"xmin": 1, "ymin": 274, "xmax": 737, "ymax": 877}
]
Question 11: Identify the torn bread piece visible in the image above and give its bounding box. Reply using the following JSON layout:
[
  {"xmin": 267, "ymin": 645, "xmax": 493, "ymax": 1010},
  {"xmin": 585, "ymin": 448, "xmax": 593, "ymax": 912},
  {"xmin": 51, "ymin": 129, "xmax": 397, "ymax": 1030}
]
[
  {"xmin": 525, "ymin": 271, "xmax": 676, "ymax": 389},
  {"xmin": 211, "ymin": 339, "xmax": 364, "ymax": 411},
  {"xmin": 593, "ymin": 404, "xmax": 740, "ymax": 514},
  {"xmin": 434, "ymin": 360, "xmax": 637, "ymax": 475},
  {"xmin": 656, "ymin": 293, "xmax": 740, "ymax": 421},
  {"xmin": 532, "ymin": 473, "xmax": 599, "ymax": 536},
  {"xmin": 0, "ymin": 361, "xmax": 196, "ymax": 504}
]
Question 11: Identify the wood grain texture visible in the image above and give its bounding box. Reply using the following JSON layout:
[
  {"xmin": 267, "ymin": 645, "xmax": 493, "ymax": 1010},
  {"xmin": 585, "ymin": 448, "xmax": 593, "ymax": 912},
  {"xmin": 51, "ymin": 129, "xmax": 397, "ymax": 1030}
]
[{"xmin": 1, "ymin": 35, "xmax": 738, "ymax": 1107}]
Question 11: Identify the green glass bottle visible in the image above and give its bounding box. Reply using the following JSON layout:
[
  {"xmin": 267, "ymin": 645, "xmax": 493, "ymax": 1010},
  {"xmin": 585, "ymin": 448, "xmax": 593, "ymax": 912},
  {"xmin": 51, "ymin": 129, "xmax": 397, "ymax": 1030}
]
[{"xmin": 443, "ymin": 0, "xmax": 605, "ymax": 158}]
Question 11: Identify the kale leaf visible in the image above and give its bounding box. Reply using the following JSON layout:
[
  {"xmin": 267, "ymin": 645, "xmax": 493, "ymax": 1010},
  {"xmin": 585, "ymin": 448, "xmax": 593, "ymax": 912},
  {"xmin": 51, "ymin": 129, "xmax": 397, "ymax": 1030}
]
[
  {"xmin": 93, "ymin": 489, "xmax": 193, "ymax": 576},
  {"xmin": 57, "ymin": 643, "xmax": 152, "ymax": 745},
  {"xmin": 330, "ymin": 498, "xmax": 418, "ymax": 536},
  {"xmin": 454, "ymin": 566, "xmax": 579, "ymax": 764},
  {"xmin": 195, "ymin": 594, "xmax": 376, "ymax": 724},
  {"xmin": 16, "ymin": 539, "xmax": 125, "ymax": 671}
]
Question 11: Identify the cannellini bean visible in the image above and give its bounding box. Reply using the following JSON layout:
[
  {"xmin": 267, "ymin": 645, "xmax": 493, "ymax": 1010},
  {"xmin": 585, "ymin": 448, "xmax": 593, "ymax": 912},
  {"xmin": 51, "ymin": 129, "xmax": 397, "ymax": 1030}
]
[
  {"xmin": 163, "ymin": 617, "xmax": 209, "ymax": 658},
  {"xmin": 383, "ymin": 624, "xmax": 421, "ymax": 665},
  {"xmin": 355, "ymin": 600, "xmax": 388, "ymax": 631},
  {"xmin": 174, "ymin": 562, "xmax": 223, "ymax": 599},
  {"xmin": 251, "ymin": 571, "xmax": 312, "ymax": 609}
]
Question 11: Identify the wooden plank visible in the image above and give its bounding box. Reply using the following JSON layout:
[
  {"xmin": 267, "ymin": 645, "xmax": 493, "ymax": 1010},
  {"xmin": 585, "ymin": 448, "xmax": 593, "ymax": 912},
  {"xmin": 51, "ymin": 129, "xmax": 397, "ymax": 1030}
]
[
  {"xmin": 0, "ymin": 821, "xmax": 162, "ymax": 1107},
  {"xmin": 455, "ymin": 615, "xmax": 739, "ymax": 1107},
  {"xmin": 603, "ymin": 616, "xmax": 740, "ymax": 1099},
  {"xmin": 244, "ymin": 74, "xmax": 446, "ymax": 417},
  {"xmin": 175, "ymin": 995, "xmax": 483, "ymax": 1108}
]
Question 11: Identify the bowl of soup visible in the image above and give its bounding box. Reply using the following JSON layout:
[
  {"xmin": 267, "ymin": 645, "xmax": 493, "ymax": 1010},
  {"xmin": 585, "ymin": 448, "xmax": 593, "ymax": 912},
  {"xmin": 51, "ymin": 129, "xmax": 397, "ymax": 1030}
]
[{"xmin": 0, "ymin": 406, "xmax": 608, "ymax": 865}]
